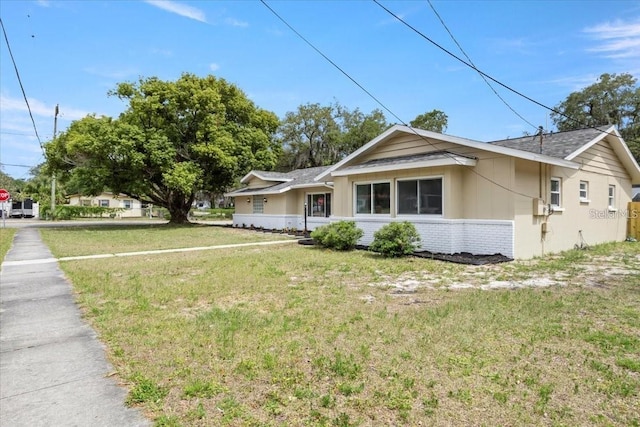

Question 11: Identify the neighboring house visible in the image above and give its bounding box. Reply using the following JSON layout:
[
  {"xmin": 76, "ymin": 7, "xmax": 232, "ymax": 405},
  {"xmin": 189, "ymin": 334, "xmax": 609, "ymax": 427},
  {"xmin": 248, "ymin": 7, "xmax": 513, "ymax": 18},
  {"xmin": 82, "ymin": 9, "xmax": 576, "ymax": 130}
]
[
  {"xmin": 66, "ymin": 192, "xmax": 143, "ymax": 218},
  {"xmin": 194, "ymin": 200, "xmax": 211, "ymax": 210},
  {"xmin": 227, "ymin": 125, "xmax": 640, "ymax": 259},
  {"xmin": 225, "ymin": 166, "xmax": 333, "ymax": 231}
]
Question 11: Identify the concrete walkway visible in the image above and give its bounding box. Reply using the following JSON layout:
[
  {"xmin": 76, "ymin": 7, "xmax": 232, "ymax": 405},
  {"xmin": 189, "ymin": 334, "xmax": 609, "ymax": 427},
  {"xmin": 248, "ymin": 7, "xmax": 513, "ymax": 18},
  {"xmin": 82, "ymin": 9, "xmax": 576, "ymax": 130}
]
[{"xmin": 0, "ymin": 228, "xmax": 150, "ymax": 426}]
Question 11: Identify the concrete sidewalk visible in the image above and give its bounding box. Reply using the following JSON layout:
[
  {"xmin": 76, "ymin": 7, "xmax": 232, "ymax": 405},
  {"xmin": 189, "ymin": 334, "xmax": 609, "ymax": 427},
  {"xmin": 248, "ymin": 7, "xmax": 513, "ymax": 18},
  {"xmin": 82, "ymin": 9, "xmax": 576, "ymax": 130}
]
[{"xmin": 0, "ymin": 228, "xmax": 150, "ymax": 426}]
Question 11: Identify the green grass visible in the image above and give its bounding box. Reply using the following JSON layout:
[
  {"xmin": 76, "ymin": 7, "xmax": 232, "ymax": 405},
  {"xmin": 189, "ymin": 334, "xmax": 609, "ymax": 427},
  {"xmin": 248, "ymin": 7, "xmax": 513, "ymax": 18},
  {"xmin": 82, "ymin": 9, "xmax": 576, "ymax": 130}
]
[
  {"xmin": 43, "ymin": 226, "xmax": 640, "ymax": 426},
  {"xmin": 39, "ymin": 224, "xmax": 291, "ymax": 257},
  {"xmin": 0, "ymin": 228, "xmax": 16, "ymax": 261}
]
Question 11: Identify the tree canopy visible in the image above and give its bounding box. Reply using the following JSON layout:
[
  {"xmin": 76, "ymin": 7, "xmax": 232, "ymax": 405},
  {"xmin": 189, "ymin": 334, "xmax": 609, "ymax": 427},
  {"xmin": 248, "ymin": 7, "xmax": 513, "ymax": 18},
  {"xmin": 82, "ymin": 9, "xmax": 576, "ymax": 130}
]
[
  {"xmin": 276, "ymin": 102, "xmax": 389, "ymax": 170},
  {"xmin": 46, "ymin": 73, "xmax": 280, "ymax": 223},
  {"xmin": 409, "ymin": 109, "xmax": 448, "ymax": 133},
  {"xmin": 551, "ymin": 73, "xmax": 640, "ymax": 162}
]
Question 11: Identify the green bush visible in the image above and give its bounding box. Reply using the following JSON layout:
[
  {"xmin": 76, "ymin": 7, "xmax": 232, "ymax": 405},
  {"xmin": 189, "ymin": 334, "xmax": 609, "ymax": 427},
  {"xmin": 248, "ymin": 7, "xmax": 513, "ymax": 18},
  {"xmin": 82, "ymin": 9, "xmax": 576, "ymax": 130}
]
[
  {"xmin": 370, "ymin": 221, "xmax": 421, "ymax": 257},
  {"xmin": 41, "ymin": 205, "xmax": 124, "ymax": 220},
  {"xmin": 311, "ymin": 221, "xmax": 364, "ymax": 251}
]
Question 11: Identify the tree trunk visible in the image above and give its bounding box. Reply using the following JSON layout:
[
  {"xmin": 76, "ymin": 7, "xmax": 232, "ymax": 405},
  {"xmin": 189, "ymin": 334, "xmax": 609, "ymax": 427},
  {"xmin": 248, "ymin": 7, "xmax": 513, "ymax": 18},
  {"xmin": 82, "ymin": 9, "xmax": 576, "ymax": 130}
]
[
  {"xmin": 167, "ymin": 206, "xmax": 190, "ymax": 224},
  {"xmin": 166, "ymin": 193, "xmax": 193, "ymax": 225}
]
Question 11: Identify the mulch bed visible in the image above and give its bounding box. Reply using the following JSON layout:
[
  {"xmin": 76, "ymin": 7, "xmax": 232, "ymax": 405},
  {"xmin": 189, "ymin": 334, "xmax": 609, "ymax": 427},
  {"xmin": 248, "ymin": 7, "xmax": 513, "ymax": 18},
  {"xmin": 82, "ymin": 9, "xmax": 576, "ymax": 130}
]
[
  {"xmin": 411, "ymin": 251, "xmax": 513, "ymax": 265},
  {"xmin": 298, "ymin": 239, "xmax": 512, "ymax": 265}
]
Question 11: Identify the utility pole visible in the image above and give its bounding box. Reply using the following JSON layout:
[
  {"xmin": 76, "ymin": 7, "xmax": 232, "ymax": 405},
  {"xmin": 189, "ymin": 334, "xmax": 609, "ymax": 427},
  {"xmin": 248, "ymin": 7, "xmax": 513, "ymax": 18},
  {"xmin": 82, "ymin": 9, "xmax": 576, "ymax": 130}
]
[{"xmin": 51, "ymin": 104, "xmax": 59, "ymax": 220}]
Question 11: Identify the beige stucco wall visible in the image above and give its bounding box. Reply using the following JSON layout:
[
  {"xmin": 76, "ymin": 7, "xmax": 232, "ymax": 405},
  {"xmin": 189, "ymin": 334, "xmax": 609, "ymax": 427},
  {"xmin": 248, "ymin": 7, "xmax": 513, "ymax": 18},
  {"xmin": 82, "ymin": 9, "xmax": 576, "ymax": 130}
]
[
  {"xmin": 513, "ymin": 138, "xmax": 632, "ymax": 258},
  {"xmin": 231, "ymin": 181, "xmax": 334, "ymax": 231},
  {"xmin": 332, "ymin": 133, "xmax": 516, "ymax": 221}
]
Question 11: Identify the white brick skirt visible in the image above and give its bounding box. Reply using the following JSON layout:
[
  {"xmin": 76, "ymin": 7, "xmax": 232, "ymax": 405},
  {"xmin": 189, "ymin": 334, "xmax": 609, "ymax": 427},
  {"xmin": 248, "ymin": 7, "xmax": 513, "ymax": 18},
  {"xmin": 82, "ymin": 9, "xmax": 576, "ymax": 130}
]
[
  {"xmin": 232, "ymin": 214, "xmax": 514, "ymax": 257},
  {"xmin": 334, "ymin": 216, "xmax": 514, "ymax": 258}
]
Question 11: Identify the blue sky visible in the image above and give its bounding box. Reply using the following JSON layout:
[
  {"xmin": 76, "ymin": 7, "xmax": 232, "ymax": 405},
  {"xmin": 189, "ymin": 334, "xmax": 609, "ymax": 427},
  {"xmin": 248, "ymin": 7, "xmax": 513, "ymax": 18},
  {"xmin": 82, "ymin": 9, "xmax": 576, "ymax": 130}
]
[{"xmin": 1, "ymin": 0, "xmax": 639, "ymax": 180}]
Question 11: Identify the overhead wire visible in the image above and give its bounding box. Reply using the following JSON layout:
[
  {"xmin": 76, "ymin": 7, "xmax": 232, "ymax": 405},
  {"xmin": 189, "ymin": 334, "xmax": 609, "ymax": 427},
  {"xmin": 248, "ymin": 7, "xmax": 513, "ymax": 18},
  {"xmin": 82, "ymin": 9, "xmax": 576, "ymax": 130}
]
[
  {"xmin": 260, "ymin": 0, "xmax": 544, "ymax": 200},
  {"xmin": 426, "ymin": 0, "xmax": 538, "ymax": 131},
  {"xmin": 0, "ymin": 17, "xmax": 45, "ymax": 159},
  {"xmin": 373, "ymin": 0, "xmax": 617, "ymax": 138}
]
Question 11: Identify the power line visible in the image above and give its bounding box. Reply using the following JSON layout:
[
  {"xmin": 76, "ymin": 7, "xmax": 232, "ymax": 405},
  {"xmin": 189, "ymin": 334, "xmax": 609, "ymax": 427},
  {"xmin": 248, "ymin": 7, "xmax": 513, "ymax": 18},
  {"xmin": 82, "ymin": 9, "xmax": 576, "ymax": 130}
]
[
  {"xmin": 259, "ymin": 0, "xmax": 404, "ymax": 127},
  {"xmin": 260, "ymin": 1, "xmax": 539, "ymax": 200},
  {"xmin": 0, "ymin": 130, "xmax": 52, "ymax": 137},
  {"xmin": 0, "ymin": 17, "xmax": 45, "ymax": 157},
  {"xmin": 426, "ymin": 0, "xmax": 537, "ymax": 131},
  {"xmin": 373, "ymin": 0, "xmax": 607, "ymax": 134},
  {"xmin": 0, "ymin": 162, "xmax": 36, "ymax": 169}
]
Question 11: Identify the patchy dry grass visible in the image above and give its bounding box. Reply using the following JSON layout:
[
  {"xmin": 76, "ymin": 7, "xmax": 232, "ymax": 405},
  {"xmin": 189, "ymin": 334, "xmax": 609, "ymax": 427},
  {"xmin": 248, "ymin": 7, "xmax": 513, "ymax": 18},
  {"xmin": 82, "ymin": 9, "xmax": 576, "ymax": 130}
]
[
  {"xmin": 40, "ymin": 224, "xmax": 291, "ymax": 257},
  {"xmin": 0, "ymin": 228, "xmax": 16, "ymax": 261},
  {"xmin": 45, "ymin": 227, "xmax": 640, "ymax": 426}
]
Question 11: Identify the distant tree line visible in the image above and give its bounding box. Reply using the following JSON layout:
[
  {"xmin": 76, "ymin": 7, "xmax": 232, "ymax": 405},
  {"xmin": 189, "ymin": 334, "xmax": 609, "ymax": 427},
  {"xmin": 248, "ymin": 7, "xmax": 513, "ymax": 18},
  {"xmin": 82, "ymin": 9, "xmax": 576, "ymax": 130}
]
[{"xmin": 10, "ymin": 71, "xmax": 637, "ymax": 223}]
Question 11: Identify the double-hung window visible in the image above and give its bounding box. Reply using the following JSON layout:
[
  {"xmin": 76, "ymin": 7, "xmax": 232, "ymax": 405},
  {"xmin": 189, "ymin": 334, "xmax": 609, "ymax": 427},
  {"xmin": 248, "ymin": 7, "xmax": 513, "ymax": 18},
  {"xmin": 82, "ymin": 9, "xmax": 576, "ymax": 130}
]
[
  {"xmin": 579, "ymin": 181, "xmax": 589, "ymax": 202},
  {"xmin": 397, "ymin": 178, "xmax": 443, "ymax": 215},
  {"xmin": 122, "ymin": 200, "xmax": 133, "ymax": 209},
  {"xmin": 98, "ymin": 199, "xmax": 109, "ymax": 208},
  {"xmin": 307, "ymin": 193, "xmax": 331, "ymax": 217},
  {"xmin": 608, "ymin": 185, "xmax": 616, "ymax": 209},
  {"xmin": 355, "ymin": 182, "xmax": 390, "ymax": 214},
  {"xmin": 550, "ymin": 178, "xmax": 561, "ymax": 208}
]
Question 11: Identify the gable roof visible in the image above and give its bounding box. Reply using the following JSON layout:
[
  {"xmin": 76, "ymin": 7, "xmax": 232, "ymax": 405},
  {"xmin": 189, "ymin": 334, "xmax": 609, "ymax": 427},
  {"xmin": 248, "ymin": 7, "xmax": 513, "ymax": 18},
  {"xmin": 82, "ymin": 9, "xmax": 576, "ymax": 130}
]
[
  {"xmin": 315, "ymin": 125, "xmax": 581, "ymax": 181},
  {"xmin": 239, "ymin": 170, "xmax": 293, "ymax": 185},
  {"xmin": 225, "ymin": 166, "xmax": 332, "ymax": 197},
  {"xmin": 331, "ymin": 151, "xmax": 477, "ymax": 177},
  {"xmin": 490, "ymin": 126, "xmax": 611, "ymax": 158}
]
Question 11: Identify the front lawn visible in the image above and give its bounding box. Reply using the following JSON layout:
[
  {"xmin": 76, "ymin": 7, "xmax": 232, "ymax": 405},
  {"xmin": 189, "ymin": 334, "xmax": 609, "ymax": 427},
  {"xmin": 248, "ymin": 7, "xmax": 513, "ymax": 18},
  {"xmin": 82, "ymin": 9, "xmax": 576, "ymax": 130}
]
[
  {"xmin": 40, "ymin": 224, "xmax": 291, "ymax": 257},
  {"xmin": 45, "ymin": 226, "xmax": 639, "ymax": 426}
]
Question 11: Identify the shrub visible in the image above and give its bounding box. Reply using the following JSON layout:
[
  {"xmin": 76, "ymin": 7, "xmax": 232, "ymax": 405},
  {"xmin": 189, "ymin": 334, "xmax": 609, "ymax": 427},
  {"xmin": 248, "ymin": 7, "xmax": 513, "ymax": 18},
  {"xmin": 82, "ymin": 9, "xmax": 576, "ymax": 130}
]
[
  {"xmin": 311, "ymin": 221, "xmax": 363, "ymax": 251},
  {"xmin": 41, "ymin": 205, "xmax": 123, "ymax": 220},
  {"xmin": 370, "ymin": 221, "xmax": 421, "ymax": 257}
]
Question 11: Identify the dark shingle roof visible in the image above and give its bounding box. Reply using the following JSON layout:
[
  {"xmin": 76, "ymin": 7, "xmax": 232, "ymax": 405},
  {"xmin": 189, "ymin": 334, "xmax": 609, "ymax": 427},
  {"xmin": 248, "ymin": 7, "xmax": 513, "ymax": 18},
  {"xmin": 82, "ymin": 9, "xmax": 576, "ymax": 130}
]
[{"xmin": 489, "ymin": 126, "xmax": 610, "ymax": 159}]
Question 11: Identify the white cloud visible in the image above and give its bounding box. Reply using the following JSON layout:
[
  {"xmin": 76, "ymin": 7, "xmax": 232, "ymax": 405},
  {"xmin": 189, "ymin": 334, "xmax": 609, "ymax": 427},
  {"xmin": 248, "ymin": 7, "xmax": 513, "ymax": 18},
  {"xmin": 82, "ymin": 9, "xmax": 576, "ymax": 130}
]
[
  {"xmin": 584, "ymin": 19, "xmax": 640, "ymax": 59},
  {"xmin": 83, "ymin": 66, "xmax": 139, "ymax": 80},
  {"xmin": 209, "ymin": 63, "xmax": 220, "ymax": 72},
  {"xmin": 151, "ymin": 48, "xmax": 173, "ymax": 57},
  {"xmin": 0, "ymin": 94, "xmax": 89, "ymax": 121},
  {"xmin": 36, "ymin": 0, "xmax": 51, "ymax": 7},
  {"xmin": 144, "ymin": 0, "xmax": 206, "ymax": 23},
  {"xmin": 225, "ymin": 17, "xmax": 248, "ymax": 28}
]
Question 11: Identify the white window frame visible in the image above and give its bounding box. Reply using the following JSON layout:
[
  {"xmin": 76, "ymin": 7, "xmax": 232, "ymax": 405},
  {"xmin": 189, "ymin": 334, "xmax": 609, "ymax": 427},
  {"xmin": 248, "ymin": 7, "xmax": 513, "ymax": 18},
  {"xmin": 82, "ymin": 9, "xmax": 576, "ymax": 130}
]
[
  {"xmin": 579, "ymin": 181, "xmax": 589, "ymax": 203},
  {"xmin": 550, "ymin": 177, "xmax": 562, "ymax": 209},
  {"xmin": 122, "ymin": 199, "xmax": 133, "ymax": 209},
  {"xmin": 98, "ymin": 199, "xmax": 109, "ymax": 208},
  {"xmin": 608, "ymin": 185, "xmax": 616, "ymax": 211},
  {"xmin": 354, "ymin": 181, "xmax": 391, "ymax": 215},
  {"xmin": 396, "ymin": 176, "xmax": 444, "ymax": 216},
  {"xmin": 252, "ymin": 195, "xmax": 264, "ymax": 214}
]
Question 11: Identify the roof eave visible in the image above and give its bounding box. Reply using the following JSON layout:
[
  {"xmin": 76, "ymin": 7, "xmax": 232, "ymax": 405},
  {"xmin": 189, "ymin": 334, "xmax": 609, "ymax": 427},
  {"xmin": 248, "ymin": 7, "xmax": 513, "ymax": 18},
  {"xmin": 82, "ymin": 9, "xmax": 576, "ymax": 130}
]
[
  {"xmin": 240, "ymin": 171, "xmax": 293, "ymax": 184},
  {"xmin": 331, "ymin": 156, "xmax": 477, "ymax": 177},
  {"xmin": 316, "ymin": 125, "xmax": 582, "ymax": 180},
  {"xmin": 225, "ymin": 182, "xmax": 333, "ymax": 198}
]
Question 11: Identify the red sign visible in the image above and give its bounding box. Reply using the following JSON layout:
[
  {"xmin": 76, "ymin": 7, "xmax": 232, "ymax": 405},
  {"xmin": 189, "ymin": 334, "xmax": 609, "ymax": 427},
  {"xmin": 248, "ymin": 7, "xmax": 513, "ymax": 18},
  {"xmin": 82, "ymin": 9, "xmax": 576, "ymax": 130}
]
[{"xmin": 0, "ymin": 189, "xmax": 10, "ymax": 202}]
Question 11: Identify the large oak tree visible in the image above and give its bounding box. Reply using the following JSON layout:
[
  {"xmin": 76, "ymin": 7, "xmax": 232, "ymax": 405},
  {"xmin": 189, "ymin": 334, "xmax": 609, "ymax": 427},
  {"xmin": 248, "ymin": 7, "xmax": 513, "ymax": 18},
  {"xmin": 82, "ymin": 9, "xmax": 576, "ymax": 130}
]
[
  {"xmin": 409, "ymin": 109, "xmax": 448, "ymax": 133},
  {"xmin": 277, "ymin": 102, "xmax": 389, "ymax": 170},
  {"xmin": 551, "ymin": 73, "xmax": 640, "ymax": 162},
  {"xmin": 46, "ymin": 74, "xmax": 280, "ymax": 223}
]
